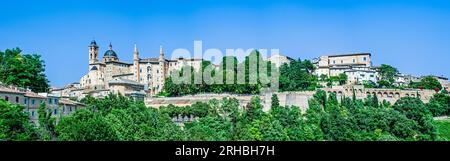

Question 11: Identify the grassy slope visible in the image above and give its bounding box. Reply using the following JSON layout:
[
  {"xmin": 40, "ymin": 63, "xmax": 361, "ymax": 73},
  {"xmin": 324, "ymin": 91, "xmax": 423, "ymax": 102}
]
[{"xmin": 434, "ymin": 119, "xmax": 450, "ymax": 141}]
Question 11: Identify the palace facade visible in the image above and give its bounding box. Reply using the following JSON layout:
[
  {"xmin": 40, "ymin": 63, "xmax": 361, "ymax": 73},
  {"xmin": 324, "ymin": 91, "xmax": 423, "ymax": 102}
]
[
  {"xmin": 313, "ymin": 53, "xmax": 379, "ymax": 84},
  {"xmin": 78, "ymin": 40, "xmax": 203, "ymax": 99}
]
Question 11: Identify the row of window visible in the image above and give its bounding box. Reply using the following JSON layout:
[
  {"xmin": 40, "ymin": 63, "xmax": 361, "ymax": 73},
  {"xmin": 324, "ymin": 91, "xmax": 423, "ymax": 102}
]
[
  {"xmin": 3, "ymin": 96, "xmax": 58, "ymax": 106},
  {"xmin": 30, "ymin": 106, "xmax": 78, "ymax": 117}
]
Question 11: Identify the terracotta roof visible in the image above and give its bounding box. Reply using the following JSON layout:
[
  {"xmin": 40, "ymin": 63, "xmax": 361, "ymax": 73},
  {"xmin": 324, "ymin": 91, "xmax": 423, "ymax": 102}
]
[
  {"xmin": 24, "ymin": 92, "xmax": 47, "ymax": 99},
  {"xmin": 59, "ymin": 99, "xmax": 85, "ymax": 107},
  {"xmin": 108, "ymin": 78, "xmax": 144, "ymax": 86},
  {"xmin": 0, "ymin": 86, "xmax": 25, "ymax": 94}
]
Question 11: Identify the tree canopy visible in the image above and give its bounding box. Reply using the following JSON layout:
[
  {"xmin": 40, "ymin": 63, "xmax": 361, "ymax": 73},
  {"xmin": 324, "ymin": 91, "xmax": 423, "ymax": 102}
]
[{"xmin": 0, "ymin": 48, "xmax": 49, "ymax": 92}]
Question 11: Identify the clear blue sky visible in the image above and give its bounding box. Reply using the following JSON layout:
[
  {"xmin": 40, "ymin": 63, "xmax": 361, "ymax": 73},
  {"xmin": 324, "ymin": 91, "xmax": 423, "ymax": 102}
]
[{"xmin": 1, "ymin": 0, "xmax": 450, "ymax": 87}]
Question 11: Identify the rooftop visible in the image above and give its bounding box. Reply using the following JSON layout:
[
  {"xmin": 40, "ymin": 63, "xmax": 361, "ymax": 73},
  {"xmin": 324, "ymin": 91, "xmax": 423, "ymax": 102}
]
[
  {"xmin": 328, "ymin": 52, "xmax": 371, "ymax": 58},
  {"xmin": 108, "ymin": 78, "xmax": 144, "ymax": 86}
]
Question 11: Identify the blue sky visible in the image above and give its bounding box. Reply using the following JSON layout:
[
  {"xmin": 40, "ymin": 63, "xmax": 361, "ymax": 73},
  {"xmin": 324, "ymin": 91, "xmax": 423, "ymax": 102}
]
[{"xmin": 1, "ymin": 0, "xmax": 450, "ymax": 87}]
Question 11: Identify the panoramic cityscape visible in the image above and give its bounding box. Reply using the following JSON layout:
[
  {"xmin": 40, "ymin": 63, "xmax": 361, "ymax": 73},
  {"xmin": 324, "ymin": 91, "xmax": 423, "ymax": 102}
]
[{"xmin": 1, "ymin": 0, "xmax": 450, "ymax": 152}]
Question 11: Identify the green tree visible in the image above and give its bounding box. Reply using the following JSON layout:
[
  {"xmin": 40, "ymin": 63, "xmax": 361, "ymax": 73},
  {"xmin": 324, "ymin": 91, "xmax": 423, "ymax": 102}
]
[
  {"xmin": 271, "ymin": 94, "xmax": 280, "ymax": 109},
  {"xmin": 338, "ymin": 73, "xmax": 348, "ymax": 85},
  {"xmin": 427, "ymin": 93, "xmax": 450, "ymax": 116},
  {"xmin": 279, "ymin": 59, "xmax": 318, "ymax": 91},
  {"xmin": 0, "ymin": 48, "xmax": 50, "ymax": 92},
  {"xmin": 377, "ymin": 64, "xmax": 399, "ymax": 88},
  {"xmin": 393, "ymin": 97, "xmax": 437, "ymax": 140},
  {"xmin": 185, "ymin": 116, "xmax": 232, "ymax": 141},
  {"xmin": 410, "ymin": 76, "xmax": 442, "ymax": 91},
  {"xmin": 37, "ymin": 102, "xmax": 56, "ymax": 140},
  {"xmin": 55, "ymin": 109, "xmax": 118, "ymax": 141},
  {"xmin": 0, "ymin": 99, "xmax": 37, "ymax": 141}
]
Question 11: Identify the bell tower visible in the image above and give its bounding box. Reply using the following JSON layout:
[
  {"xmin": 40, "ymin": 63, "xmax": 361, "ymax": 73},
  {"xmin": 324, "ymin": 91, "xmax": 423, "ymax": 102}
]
[
  {"xmin": 133, "ymin": 44, "xmax": 140, "ymax": 82},
  {"xmin": 89, "ymin": 40, "xmax": 98, "ymax": 64},
  {"xmin": 89, "ymin": 40, "xmax": 99, "ymax": 64},
  {"xmin": 158, "ymin": 45, "xmax": 166, "ymax": 93}
]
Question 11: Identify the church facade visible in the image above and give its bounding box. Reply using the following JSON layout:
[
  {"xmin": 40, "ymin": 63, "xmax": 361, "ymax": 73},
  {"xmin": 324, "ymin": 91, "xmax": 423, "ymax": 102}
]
[{"xmin": 79, "ymin": 40, "xmax": 203, "ymax": 99}]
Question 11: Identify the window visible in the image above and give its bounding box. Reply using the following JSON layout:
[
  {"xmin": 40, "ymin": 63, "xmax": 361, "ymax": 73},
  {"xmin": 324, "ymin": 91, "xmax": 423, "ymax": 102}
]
[
  {"xmin": 333, "ymin": 60, "xmax": 336, "ymax": 64},
  {"xmin": 48, "ymin": 98, "xmax": 52, "ymax": 104},
  {"xmin": 363, "ymin": 57, "xmax": 367, "ymax": 61},
  {"xmin": 16, "ymin": 97, "xmax": 19, "ymax": 103},
  {"xmin": 370, "ymin": 75, "xmax": 374, "ymax": 77},
  {"xmin": 54, "ymin": 109, "xmax": 58, "ymax": 115},
  {"xmin": 32, "ymin": 99, "xmax": 35, "ymax": 105},
  {"xmin": 24, "ymin": 98, "xmax": 27, "ymax": 105},
  {"xmin": 341, "ymin": 60, "xmax": 343, "ymax": 64},
  {"xmin": 69, "ymin": 107, "xmax": 72, "ymax": 112},
  {"xmin": 31, "ymin": 111, "xmax": 35, "ymax": 117},
  {"xmin": 55, "ymin": 99, "xmax": 58, "ymax": 104},
  {"xmin": 353, "ymin": 59, "xmax": 355, "ymax": 63}
]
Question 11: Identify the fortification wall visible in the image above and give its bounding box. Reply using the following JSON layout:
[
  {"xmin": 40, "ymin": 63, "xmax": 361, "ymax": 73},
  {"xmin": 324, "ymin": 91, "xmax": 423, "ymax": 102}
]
[{"xmin": 145, "ymin": 87, "xmax": 438, "ymax": 113}]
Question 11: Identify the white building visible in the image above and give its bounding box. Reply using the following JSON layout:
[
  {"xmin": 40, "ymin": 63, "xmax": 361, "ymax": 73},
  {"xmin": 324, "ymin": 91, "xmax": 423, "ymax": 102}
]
[{"xmin": 313, "ymin": 53, "xmax": 378, "ymax": 85}]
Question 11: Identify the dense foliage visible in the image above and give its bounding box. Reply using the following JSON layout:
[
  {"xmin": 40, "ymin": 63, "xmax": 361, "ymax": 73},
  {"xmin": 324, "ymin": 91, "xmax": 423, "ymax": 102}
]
[
  {"xmin": 279, "ymin": 59, "xmax": 319, "ymax": 91},
  {"xmin": 0, "ymin": 48, "xmax": 50, "ymax": 92},
  {"xmin": 0, "ymin": 99, "xmax": 37, "ymax": 141},
  {"xmin": 58, "ymin": 94, "xmax": 185, "ymax": 141},
  {"xmin": 1, "ymin": 90, "xmax": 449, "ymax": 141},
  {"xmin": 410, "ymin": 76, "xmax": 443, "ymax": 91},
  {"xmin": 426, "ymin": 92, "xmax": 450, "ymax": 117},
  {"xmin": 434, "ymin": 120, "xmax": 450, "ymax": 141},
  {"xmin": 377, "ymin": 64, "xmax": 399, "ymax": 88},
  {"xmin": 162, "ymin": 51, "xmax": 320, "ymax": 96},
  {"xmin": 162, "ymin": 50, "xmax": 274, "ymax": 96}
]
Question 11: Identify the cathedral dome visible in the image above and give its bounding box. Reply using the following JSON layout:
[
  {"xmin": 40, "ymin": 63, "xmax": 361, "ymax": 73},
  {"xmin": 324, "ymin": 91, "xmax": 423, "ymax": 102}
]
[
  {"xmin": 104, "ymin": 50, "xmax": 117, "ymax": 57},
  {"xmin": 104, "ymin": 43, "xmax": 118, "ymax": 57}
]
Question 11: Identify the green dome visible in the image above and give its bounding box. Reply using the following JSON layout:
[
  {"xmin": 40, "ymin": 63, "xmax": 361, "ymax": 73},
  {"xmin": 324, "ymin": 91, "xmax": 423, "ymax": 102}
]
[
  {"xmin": 104, "ymin": 43, "xmax": 118, "ymax": 57},
  {"xmin": 104, "ymin": 50, "xmax": 117, "ymax": 57}
]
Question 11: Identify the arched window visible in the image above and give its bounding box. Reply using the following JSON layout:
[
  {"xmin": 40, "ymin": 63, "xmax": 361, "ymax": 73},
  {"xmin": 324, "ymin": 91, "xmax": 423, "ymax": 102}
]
[{"xmin": 147, "ymin": 66, "xmax": 151, "ymax": 72}]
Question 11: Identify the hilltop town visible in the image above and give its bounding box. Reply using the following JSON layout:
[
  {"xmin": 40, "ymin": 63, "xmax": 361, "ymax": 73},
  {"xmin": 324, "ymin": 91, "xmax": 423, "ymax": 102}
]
[
  {"xmin": 1, "ymin": 40, "xmax": 450, "ymax": 122},
  {"xmin": 1, "ymin": 41, "xmax": 450, "ymax": 141},
  {"xmin": 42, "ymin": 40, "xmax": 450, "ymax": 109}
]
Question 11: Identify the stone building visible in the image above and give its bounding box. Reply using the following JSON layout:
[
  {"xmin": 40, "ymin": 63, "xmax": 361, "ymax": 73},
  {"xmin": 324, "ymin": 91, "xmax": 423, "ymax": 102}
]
[
  {"xmin": 267, "ymin": 54, "xmax": 293, "ymax": 68},
  {"xmin": 75, "ymin": 40, "xmax": 205, "ymax": 98},
  {"xmin": 313, "ymin": 53, "xmax": 378, "ymax": 84},
  {"xmin": 0, "ymin": 84, "xmax": 85, "ymax": 124}
]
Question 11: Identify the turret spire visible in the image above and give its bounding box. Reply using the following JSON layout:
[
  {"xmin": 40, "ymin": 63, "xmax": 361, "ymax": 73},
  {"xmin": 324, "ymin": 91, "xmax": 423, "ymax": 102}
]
[
  {"xmin": 133, "ymin": 43, "xmax": 139, "ymax": 61},
  {"xmin": 159, "ymin": 45, "xmax": 164, "ymax": 61}
]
